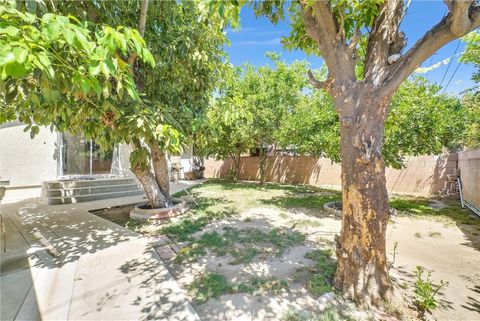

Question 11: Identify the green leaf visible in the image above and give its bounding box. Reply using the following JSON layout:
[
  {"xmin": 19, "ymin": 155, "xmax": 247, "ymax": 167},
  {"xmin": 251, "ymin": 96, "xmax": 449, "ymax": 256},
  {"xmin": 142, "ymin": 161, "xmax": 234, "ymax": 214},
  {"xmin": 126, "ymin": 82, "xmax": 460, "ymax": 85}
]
[
  {"xmin": 0, "ymin": 26, "xmax": 20, "ymax": 37},
  {"xmin": 0, "ymin": 51, "xmax": 15, "ymax": 66},
  {"xmin": 12, "ymin": 47, "xmax": 28, "ymax": 63}
]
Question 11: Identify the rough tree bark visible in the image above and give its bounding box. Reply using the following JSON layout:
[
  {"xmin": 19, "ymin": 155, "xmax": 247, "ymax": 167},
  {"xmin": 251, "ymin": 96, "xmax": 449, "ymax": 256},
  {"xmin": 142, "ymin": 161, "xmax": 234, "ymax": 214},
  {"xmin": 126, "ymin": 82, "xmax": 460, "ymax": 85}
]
[
  {"xmin": 334, "ymin": 93, "xmax": 393, "ymax": 307},
  {"xmin": 149, "ymin": 142, "xmax": 171, "ymax": 206},
  {"xmin": 131, "ymin": 162, "xmax": 168, "ymax": 208},
  {"xmin": 130, "ymin": 139, "xmax": 168, "ymax": 208},
  {"xmin": 299, "ymin": 0, "xmax": 480, "ymax": 308}
]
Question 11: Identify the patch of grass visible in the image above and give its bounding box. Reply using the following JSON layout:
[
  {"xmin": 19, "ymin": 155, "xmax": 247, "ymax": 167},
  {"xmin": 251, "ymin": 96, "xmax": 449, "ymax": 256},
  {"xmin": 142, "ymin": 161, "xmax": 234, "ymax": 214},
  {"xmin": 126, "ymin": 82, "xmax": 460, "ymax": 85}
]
[
  {"xmin": 307, "ymin": 274, "xmax": 332, "ymax": 295},
  {"xmin": 292, "ymin": 219, "xmax": 323, "ymax": 228},
  {"xmin": 188, "ymin": 273, "xmax": 231, "ymax": 304},
  {"xmin": 428, "ymin": 232, "xmax": 442, "ymax": 238},
  {"xmin": 283, "ymin": 306, "xmax": 356, "ymax": 321},
  {"xmin": 263, "ymin": 195, "xmax": 341, "ymax": 209},
  {"xmin": 316, "ymin": 236, "xmax": 335, "ymax": 247},
  {"xmin": 251, "ymin": 277, "xmax": 288, "ymax": 293},
  {"xmin": 204, "ymin": 179, "xmax": 321, "ymax": 194},
  {"xmin": 124, "ymin": 219, "xmax": 145, "ymax": 231},
  {"xmin": 160, "ymin": 205, "xmax": 236, "ymax": 241},
  {"xmin": 176, "ymin": 227, "xmax": 306, "ymax": 264},
  {"xmin": 303, "ymin": 249, "xmax": 337, "ymax": 295},
  {"xmin": 390, "ymin": 197, "xmax": 479, "ymax": 227},
  {"xmin": 414, "ymin": 232, "xmax": 422, "ymax": 238},
  {"xmin": 189, "ymin": 273, "xmax": 289, "ymax": 304}
]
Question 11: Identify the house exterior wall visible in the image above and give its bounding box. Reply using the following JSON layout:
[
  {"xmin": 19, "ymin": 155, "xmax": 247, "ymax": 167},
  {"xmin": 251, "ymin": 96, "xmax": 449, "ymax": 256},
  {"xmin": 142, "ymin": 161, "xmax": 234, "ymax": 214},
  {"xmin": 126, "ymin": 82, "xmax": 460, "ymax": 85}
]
[
  {"xmin": 204, "ymin": 153, "xmax": 459, "ymax": 196},
  {"xmin": 458, "ymin": 149, "xmax": 480, "ymax": 210},
  {"xmin": 0, "ymin": 122, "xmax": 58, "ymax": 187},
  {"xmin": 0, "ymin": 121, "xmax": 194, "ymax": 187}
]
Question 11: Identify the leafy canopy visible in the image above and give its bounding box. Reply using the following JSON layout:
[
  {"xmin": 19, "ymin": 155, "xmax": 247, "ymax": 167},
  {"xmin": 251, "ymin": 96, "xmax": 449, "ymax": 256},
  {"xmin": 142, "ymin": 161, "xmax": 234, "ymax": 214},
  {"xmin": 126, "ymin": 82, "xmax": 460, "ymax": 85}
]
[{"xmin": 0, "ymin": 4, "xmax": 154, "ymax": 141}]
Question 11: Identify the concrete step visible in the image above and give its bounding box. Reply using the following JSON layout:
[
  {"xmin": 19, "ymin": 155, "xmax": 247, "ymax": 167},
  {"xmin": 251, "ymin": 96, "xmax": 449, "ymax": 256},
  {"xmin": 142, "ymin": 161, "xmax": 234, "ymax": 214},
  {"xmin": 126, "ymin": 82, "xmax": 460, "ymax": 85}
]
[
  {"xmin": 43, "ymin": 177, "xmax": 145, "ymax": 205},
  {"xmin": 45, "ymin": 178, "xmax": 138, "ymax": 189},
  {"xmin": 47, "ymin": 183, "xmax": 141, "ymax": 197},
  {"xmin": 47, "ymin": 189, "xmax": 144, "ymax": 205}
]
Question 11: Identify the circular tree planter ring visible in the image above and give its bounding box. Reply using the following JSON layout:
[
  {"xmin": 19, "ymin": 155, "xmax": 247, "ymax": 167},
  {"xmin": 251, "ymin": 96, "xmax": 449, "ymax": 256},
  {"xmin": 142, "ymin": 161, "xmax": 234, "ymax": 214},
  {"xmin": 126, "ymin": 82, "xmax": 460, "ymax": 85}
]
[
  {"xmin": 323, "ymin": 201, "xmax": 342, "ymax": 217},
  {"xmin": 130, "ymin": 197, "xmax": 189, "ymax": 221}
]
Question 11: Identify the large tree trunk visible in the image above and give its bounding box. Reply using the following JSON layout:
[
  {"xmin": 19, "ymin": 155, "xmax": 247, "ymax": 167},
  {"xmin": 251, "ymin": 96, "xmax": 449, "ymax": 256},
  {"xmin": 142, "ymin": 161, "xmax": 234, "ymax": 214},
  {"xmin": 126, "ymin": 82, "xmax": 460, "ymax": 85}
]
[
  {"xmin": 334, "ymin": 97, "xmax": 393, "ymax": 308},
  {"xmin": 149, "ymin": 143, "xmax": 171, "ymax": 206},
  {"xmin": 131, "ymin": 163, "xmax": 167, "ymax": 208}
]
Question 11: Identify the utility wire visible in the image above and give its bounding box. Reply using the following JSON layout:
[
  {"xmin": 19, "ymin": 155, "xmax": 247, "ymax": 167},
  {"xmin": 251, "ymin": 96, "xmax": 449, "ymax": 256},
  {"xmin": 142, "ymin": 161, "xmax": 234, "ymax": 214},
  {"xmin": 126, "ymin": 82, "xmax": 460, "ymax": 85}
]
[
  {"xmin": 442, "ymin": 28, "xmax": 479, "ymax": 94},
  {"xmin": 439, "ymin": 39, "xmax": 461, "ymax": 87}
]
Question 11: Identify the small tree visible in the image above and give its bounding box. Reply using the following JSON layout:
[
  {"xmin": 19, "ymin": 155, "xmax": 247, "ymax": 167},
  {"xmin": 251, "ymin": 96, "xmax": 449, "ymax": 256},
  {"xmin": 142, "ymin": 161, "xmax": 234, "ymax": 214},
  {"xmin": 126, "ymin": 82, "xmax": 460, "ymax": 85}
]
[
  {"xmin": 196, "ymin": 67, "xmax": 256, "ymax": 180},
  {"xmin": 3, "ymin": 1, "xmax": 230, "ymax": 208},
  {"xmin": 244, "ymin": 54, "xmax": 308, "ymax": 185}
]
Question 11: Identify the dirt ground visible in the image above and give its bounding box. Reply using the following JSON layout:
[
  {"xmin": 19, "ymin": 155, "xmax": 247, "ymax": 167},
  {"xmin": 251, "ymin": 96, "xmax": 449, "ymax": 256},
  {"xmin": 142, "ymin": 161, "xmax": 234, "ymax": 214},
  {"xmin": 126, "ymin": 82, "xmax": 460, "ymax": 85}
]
[{"xmin": 92, "ymin": 180, "xmax": 480, "ymax": 321}]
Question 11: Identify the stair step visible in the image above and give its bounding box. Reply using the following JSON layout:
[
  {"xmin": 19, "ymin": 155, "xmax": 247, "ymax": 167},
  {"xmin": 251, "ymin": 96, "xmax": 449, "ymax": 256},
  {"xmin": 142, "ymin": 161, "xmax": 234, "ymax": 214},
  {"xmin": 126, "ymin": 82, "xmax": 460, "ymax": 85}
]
[
  {"xmin": 47, "ymin": 183, "xmax": 141, "ymax": 197},
  {"xmin": 47, "ymin": 189, "xmax": 144, "ymax": 205},
  {"xmin": 46, "ymin": 178, "xmax": 138, "ymax": 189}
]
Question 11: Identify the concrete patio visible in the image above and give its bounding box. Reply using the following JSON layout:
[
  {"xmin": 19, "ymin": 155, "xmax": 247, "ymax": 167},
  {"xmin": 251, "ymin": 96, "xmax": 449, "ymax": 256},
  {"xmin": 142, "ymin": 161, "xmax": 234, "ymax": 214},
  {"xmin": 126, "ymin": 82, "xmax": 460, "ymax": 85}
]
[{"xmin": 1, "ymin": 181, "xmax": 203, "ymax": 321}]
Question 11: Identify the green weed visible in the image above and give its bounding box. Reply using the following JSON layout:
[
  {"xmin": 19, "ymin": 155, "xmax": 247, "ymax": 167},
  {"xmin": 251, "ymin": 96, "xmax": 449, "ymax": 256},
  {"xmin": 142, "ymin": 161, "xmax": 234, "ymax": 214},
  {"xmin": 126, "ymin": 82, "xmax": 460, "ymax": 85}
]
[
  {"xmin": 413, "ymin": 266, "xmax": 448, "ymax": 313},
  {"xmin": 303, "ymin": 249, "xmax": 337, "ymax": 295},
  {"xmin": 188, "ymin": 273, "xmax": 231, "ymax": 304}
]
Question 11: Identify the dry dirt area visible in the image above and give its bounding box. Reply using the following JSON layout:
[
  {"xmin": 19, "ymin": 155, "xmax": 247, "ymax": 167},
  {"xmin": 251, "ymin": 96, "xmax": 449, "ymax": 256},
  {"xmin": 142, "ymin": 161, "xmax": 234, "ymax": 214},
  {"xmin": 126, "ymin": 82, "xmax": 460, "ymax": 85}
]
[{"xmin": 93, "ymin": 180, "xmax": 480, "ymax": 321}]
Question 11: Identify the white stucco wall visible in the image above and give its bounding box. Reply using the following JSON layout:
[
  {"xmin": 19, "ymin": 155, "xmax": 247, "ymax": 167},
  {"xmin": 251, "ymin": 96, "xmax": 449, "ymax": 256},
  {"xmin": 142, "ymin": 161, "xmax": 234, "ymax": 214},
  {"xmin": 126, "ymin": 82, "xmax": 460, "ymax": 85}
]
[
  {"xmin": 0, "ymin": 122, "xmax": 58, "ymax": 187},
  {"xmin": 113, "ymin": 144, "xmax": 136, "ymax": 178}
]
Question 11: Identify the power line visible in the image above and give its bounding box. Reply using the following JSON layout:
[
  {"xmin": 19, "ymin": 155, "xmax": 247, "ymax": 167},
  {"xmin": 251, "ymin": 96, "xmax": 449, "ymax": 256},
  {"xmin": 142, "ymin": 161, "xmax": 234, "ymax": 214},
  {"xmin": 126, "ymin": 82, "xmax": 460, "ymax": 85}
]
[
  {"xmin": 442, "ymin": 28, "xmax": 479, "ymax": 94},
  {"xmin": 439, "ymin": 39, "xmax": 461, "ymax": 87},
  {"xmin": 441, "ymin": 62, "xmax": 461, "ymax": 94}
]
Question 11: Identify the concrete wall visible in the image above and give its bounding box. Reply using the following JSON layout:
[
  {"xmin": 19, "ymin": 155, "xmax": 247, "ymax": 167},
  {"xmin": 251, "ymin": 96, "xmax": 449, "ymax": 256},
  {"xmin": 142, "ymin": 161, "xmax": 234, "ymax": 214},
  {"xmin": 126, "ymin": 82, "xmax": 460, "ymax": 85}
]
[
  {"xmin": 0, "ymin": 122, "xmax": 58, "ymax": 187},
  {"xmin": 204, "ymin": 153, "xmax": 458, "ymax": 196},
  {"xmin": 458, "ymin": 149, "xmax": 480, "ymax": 210}
]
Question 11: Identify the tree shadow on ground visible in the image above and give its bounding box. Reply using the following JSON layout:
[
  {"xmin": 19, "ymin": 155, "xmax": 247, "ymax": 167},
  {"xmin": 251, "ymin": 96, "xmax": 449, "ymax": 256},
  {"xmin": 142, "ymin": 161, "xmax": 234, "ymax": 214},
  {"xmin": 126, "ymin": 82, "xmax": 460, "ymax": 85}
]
[
  {"xmin": 159, "ymin": 215, "xmax": 330, "ymax": 321},
  {"xmin": 1, "ymin": 197, "xmax": 136, "ymax": 271},
  {"xmin": 461, "ymin": 285, "xmax": 480, "ymax": 314}
]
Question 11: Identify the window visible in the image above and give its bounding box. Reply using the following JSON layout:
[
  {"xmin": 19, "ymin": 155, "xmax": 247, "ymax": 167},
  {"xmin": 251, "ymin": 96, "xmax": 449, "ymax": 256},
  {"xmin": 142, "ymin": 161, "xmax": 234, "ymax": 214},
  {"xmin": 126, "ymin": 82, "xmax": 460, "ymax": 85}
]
[{"xmin": 59, "ymin": 133, "xmax": 114, "ymax": 176}]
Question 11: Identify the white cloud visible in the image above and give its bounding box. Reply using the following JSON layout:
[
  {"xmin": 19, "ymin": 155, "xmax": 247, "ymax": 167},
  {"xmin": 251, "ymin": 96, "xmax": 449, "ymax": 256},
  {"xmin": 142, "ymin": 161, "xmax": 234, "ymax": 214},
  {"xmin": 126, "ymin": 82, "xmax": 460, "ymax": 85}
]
[{"xmin": 233, "ymin": 37, "xmax": 281, "ymax": 46}]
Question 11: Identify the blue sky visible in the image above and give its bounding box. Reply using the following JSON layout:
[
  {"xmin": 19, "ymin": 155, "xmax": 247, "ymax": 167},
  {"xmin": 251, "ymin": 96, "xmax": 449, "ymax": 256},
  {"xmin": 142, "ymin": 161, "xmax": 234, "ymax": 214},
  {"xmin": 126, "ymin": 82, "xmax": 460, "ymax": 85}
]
[{"xmin": 225, "ymin": 1, "xmax": 477, "ymax": 95}]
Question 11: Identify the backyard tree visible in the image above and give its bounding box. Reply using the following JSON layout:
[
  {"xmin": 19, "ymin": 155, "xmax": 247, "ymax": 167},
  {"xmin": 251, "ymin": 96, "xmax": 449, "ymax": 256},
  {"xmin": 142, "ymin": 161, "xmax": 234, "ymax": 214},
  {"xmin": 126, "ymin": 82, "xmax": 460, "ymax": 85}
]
[
  {"xmin": 4, "ymin": 1, "xmax": 230, "ymax": 208},
  {"xmin": 196, "ymin": 67, "xmax": 256, "ymax": 180},
  {"xmin": 248, "ymin": 53, "xmax": 307, "ymax": 185},
  {"xmin": 60, "ymin": 0, "xmax": 229, "ymax": 208},
  {"xmin": 279, "ymin": 77, "xmax": 468, "ymax": 168},
  {"xmin": 0, "ymin": 5, "xmax": 154, "ymax": 146},
  {"xmin": 215, "ymin": 0, "xmax": 480, "ymax": 307},
  {"xmin": 238, "ymin": 55, "xmax": 308, "ymax": 184}
]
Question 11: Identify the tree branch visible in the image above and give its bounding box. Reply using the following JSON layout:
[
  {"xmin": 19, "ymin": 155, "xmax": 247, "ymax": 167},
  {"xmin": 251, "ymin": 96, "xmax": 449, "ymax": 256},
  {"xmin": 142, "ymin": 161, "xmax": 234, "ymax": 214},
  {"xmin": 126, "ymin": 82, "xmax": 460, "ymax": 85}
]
[
  {"xmin": 364, "ymin": 0, "xmax": 404, "ymax": 85},
  {"xmin": 128, "ymin": 0, "xmax": 150, "ymax": 66},
  {"xmin": 300, "ymin": 0, "xmax": 355, "ymax": 81},
  {"xmin": 307, "ymin": 69, "xmax": 332, "ymax": 91},
  {"xmin": 380, "ymin": 1, "xmax": 480, "ymax": 96}
]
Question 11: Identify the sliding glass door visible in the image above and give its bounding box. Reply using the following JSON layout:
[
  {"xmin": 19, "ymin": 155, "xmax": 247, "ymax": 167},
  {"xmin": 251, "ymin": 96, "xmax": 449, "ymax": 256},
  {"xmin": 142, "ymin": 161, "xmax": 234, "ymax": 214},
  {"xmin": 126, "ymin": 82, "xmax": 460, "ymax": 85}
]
[{"xmin": 59, "ymin": 133, "xmax": 114, "ymax": 176}]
